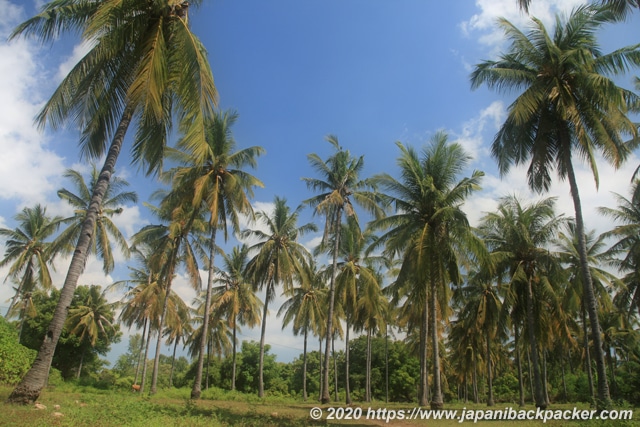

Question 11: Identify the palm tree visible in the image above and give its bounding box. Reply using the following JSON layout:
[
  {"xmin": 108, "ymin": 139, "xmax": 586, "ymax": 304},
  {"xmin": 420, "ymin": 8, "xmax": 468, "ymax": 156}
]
[
  {"xmin": 470, "ymin": 5, "xmax": 640, "ymax": 408},
  {"xmin": 370, "ymin": 132, "xmax": 484, "ymax": 409},
  {"xmin": 55, "ymin": 165, "xmax": 137, "ymax": 274},
  {"xmin": 453, "ymin": 272, "xmax": 502, "ymax": 406},
  {"xmin": 213, "ymin": 245, "xmax": 263, "ymax": 391},
  {"xmin": 132, "ymin": 196, "xmax": 205, "ymax": 395},
  {"xmin": 8, "ymin": 1, "xmax": 217, "ymax": 404},
  {"xmin": 65, "ymin": 285, "xmax": 117, "ymax": 379},
  {"xmin": 243, "ymin": 196, "xmax": 316, "ymax": 397},
  {"xmin": 517, "ymin": 0, "xmax": 640, "ymax": 20},
  {"xmin": 167, "ymin": 109, "xmax": 264, "ymax": 399},
  {"xmin": 600, "ymin": 180, "xmax": 640, "ymax": 318},
  {"xmin": 302, "ymin": 135, "xmax": 382, "ymax": 403},
  {"xmin": 278, "ymin": 259, "xmax": 326, "ymax": 401},
  {"xmin": 0, "ymin": 205, "xmax": 62, "ymax": 316},
  {"xmin": 478, "ymin": 195, "xmax": 565, "ymax": 408}
]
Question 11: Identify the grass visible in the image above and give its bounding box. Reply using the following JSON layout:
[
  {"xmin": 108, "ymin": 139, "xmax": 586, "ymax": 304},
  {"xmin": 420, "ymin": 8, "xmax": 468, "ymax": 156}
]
[{"xmin": 1, "ymin": 385, "xmax": 638, "ymax": 426}]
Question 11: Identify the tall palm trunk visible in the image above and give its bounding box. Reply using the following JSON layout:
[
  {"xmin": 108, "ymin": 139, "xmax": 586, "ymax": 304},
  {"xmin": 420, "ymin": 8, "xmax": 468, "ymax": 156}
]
[
  {"xmin": 344, "ymin": 320, "xmax": 351, "ymax": 404},
  {"xmin": 140, "ymin": 326, "xmax": 154, "ymax": 393},
  {"xmin": 258, "ymin": 284, "xmax": 272, "ymax": 397},
  {"xmin": 430, "ymin": 274, "xmax": 444, "ymax": 409},
  {"xmin": 76, "ymin": 349, "xmax": 86, "ymax": 380},
  {"xmin": 318, "ymin": 336, "xmax": 323, "ymax": 401},
  {"xmin": 134, "ymin": 319, "xmax": 148, "ymax": 385},
  {"xmin": 515, "ymin": 323, "xmax": 525, "ymax": 407},
  {"xmin": 365, "ymin": 330, "xmax": 372, "ymax": 402},
  {"xmin": 192, "ymin": 227, "xmax": 218, "ymax": 399},
  {"xmin": 169, "ymin": 338, "xmax": 178, "ymax": 387},
  {"xmin": 8, "ymin": 106, "xmax": 134, "ymax": 404},
  {"xmin": 231, "ymin": 319, "xmax": 238, "ymax": 391},
  {"xmin": 332, "ymin": 334, "xmax": 339, "ymax": 401},
  {"xmin": 321, "ymin": 207, "xmax": 342, "ymax": 404},
  {"xmin": 526, "ymin": 275, "xmax": 545, "ymax": 408},
  {"xmin": 302, "ymin": 326, "xmax": 308, "ymax": 401},
  {"xmin": 486, "ymin": 329, "xmax": 494, "ymax": 406},
  {"xmin": 150, "ymin": 245, "xmax": 181, "ymax": 394},
  {"xmin": 566, "ymin": 159, "xmax": 611, "ymax": 409},
  {"xmin": 419, "ymin": 295, "xmax": 428, "ymax": 406},
  {"xmin": 582, "ymin": 304, "xmax": 596, "ymax": 404}
]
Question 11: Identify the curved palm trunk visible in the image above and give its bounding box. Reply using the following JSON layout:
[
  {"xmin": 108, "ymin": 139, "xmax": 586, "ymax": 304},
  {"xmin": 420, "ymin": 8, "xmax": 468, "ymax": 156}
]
[
  {"xmin": 8, "ymin": 106, "xmax": 134, "ymax": 404},
  {"xmin": 486, "ymin": 329, "xmax": 494, "ymax": 406},
  {"xmin": 344, "ymin": 320, "xmax": 351, "ymax": 404},
  {"xmin": 526, "ymin": 275, "xmax": 545, "ymax": 408},
  {"xmin": 258, "ymin": 285, "xmax": 272, "ymax": 398},
  {"xmin": 134, "ymin": 319, "xmax": 148, "ymax": 385},
  {"xmin": 192, "ymin": 227, "xmax": 218, "ymax": 399},
  {"xmin": 582, "ymin": 304, "xmax": 596, "ymax": 404},
  {"xmin": 566, "ymin": 160, "xmax": 611, "ymax": 410},
  {"xmin": 321, "ymin": 207, "xmax": 342, "ymax": 404},
  {"xmin": 430, "ymin": 276, "xmax": 444, "ymax": 410}
]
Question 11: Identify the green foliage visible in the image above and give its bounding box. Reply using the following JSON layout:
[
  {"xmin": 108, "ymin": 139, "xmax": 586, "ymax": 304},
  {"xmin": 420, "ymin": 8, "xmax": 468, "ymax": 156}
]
[{"xmin": 0, "ymin": 316, "xmax": 36, "ymax": 385}]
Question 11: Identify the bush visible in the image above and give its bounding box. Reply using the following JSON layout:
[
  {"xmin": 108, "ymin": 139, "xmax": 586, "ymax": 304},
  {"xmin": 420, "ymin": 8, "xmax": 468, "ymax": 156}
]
[{"xmin": 0, "ymin": 316, "xmax": 36, "ymax": 385}]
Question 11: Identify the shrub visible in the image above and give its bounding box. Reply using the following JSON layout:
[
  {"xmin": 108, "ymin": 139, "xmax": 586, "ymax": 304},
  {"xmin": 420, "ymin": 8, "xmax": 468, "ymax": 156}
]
[{"xmin": 0, "ymin": 316, "xmax": 36, "ymax": 385}]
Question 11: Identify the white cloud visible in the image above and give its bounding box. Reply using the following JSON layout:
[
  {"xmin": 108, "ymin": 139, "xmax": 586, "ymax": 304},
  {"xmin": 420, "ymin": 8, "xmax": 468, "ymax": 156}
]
[{"xmin": 57, "ymin": 40, "xmax": 94, "ymax": 81}]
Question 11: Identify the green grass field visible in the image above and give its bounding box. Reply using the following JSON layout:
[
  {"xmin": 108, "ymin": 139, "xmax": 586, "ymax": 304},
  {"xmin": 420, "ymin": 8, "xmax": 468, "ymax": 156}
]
[{"xmin": 1, "ymin": 385, "xmax": 638, "ymax": 426}]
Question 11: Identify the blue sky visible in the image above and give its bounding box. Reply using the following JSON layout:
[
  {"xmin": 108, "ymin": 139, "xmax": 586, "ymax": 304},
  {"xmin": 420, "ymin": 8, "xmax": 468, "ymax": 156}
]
[{"xmin": 0, "ymin": 0, "xmax": 639, "ymax": 364}]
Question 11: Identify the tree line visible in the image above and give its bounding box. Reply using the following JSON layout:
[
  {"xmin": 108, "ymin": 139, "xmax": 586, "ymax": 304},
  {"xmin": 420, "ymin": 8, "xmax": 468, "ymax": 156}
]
[{"xmin": 1, "ymin": 0, "xmax": 639, "ymax": 412}]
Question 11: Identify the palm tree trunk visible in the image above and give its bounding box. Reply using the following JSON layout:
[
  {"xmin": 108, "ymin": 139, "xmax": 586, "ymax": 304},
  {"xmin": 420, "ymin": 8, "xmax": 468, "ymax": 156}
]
[
  {"xmin": 8, "ymin": 105, "xmax": 134, "ymax": 404},
  {"xmin": 582, "ymin": 304, "xmax": 596, "ymax": 405},
  {"xmin": 232, "ymin": 319, "xmax": 237, "ymax": 391},
  {"xmin": 561, "ymin": 355, "xmax": 568, "ymax": 402},
  {"xmin": 515, "ymin": 323, "xmax": 525, "ymax": 407},
  {"xmin": 318, "ymin": 336, "xmax": 323, "ymax": 401},
  {"xmin": 366, "ymin": 330, "xmax": 372, "ymax": 402},
  {"xmin": 169, "ymin": 339, "xmax": 178, "ymax": 387},
  {"xmin": 385, "ymin": 326, "xmax": 389, "ymax": 404},
  {"xmin": 344, "ymin": 321, "xmax": 351, "ymax": 404},
  {"xmin": 76, "ymin": 349, "xmax": 85, "ymax": 380},
  {"xmin": 419, "ymin": 289, "xmax": 429, "ymax": 406},
  {"xmin": 332, "ymin": 334, "xmax": 338, "ymax": 401},
  {"xmin": 258, "ymin": 285, "xmax": 271, "ymax": 398},
  {"xmin": 472, "ymin": 353, "xmax": 478, "ymax": 404},
  {"xmin": 486, "ymin": 329, "xmax": 494, "ymax": 406},
  {"xmin": 542, "ymin": 350, "xmax": 550, "ymax": 406},
  {"xmin": 192, "ymin": 227, "xmax": 218, "ymax": 399},
  {"xmin": 526, "ymin": 275, "xmax": 545, "ymax": 408},
  {"xmin": 140, "ymin": 327, "xmax": 154, "ymax": 394},
  {"xmin": 134, "ymin": 319, "xmax": 148, "ymax": 385},
  {"xmin": 206, "ymin": 335, "xmax": 211, "ymax": 390},
  {"xmin": 430, "ymin": 275, "xmax": 443, "ymax": 409},
  {"xmin": 302, "ymin": 326, "xmax": 308, "ymax": 401},
  {"xmin": 150, "ymin": 247, "xmax": 180, "ymax": 395},
  {"xmin": 322, "ymin": 207, "xmax": 342, "ymax": 404},
  {"xmin": 565, "ymin": 158, "xmax": 611, "ymax": 410}
]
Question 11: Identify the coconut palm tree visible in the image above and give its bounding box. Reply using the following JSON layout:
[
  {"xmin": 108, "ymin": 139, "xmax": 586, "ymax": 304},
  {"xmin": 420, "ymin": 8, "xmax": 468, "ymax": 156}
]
[
  {"xmin": 478, "ymin": 195, "xmax": 566, "ymax": 408},
  {"xmin": 600, "ymin": 180, "xmax": 640, "ymax": 318},
  {"xmin": 213, "ymin": 244, "xmax": 263, "ymax": 391},
  {"xmin": 166, "ymin": 109, "xmax": 264, "ymax": 399},
  {"xmin": 370, "ymin": 132, "xmax": 484, "ymax": 409},
  {"xmin": 65, "ymin": 285, "xmax": 118, "ymax": 379},
  {"xmin": 302, "ymin": 135, "xmax": 383, "ymax": 403},
  {"xmin": 243, "ymin": 196, "xmax": 316, "ymax": 397},
  {"xmin": 517, "ymin": 0, "xmax": 640, "ymax": 20},
  {"xmin": 55, "ymin": 165, "xmax": 137, "ymax": 274},
  {"xmin": 0, "ymin": 205, "xmax": 62, "ymax": 317},
  {"xmin": 8, "ymin": 0, "xmax": 217, "ymax": 404},
  {"xmin": 470, "ymin": 5, "xmax": 640, "ymax": 408},
  {"xmin": 278, "ymin": 258, "xmax": 326, "ymax": 401}
]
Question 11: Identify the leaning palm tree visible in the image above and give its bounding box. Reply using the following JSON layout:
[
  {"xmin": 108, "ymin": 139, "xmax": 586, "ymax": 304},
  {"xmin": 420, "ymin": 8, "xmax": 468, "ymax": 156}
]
[
  {"xmin": 55, "ymin": 165, "xmax": 137, "ymax": 274},
  {"xmin": 370, "ymin": 133, "xmax": 484, "ymax": 409},
  {"xmin": 213, "ymin": 244, "xmax": 263, "ymax": 391},
  {"xmin": 167, "ymin": 109, "xmax": 264, "ymax": 399},
  {"xmin": 302, "ymin": 135, "xmax": 383, "ymax": 403},
  {"xmin": 8, "ymin": 0, "xmax": 217, "ymax": 404},
  {"xmin": 243, "ymin": 196, "xmax": 317, "ymax": 397},
  {"xmin": 470, "ymin": 5, "xmax": 640, "ymax": 408},
  {"xmin": 65, "ymin": 285, "xmax": 117, "ymax": 379},
  {"xmin": 0, "ymin": 205, "xmax": 62, "ymax": 316},
  {"xmin": 278, "ymin": 259, "xmax": 326, "ymax": 401}
]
